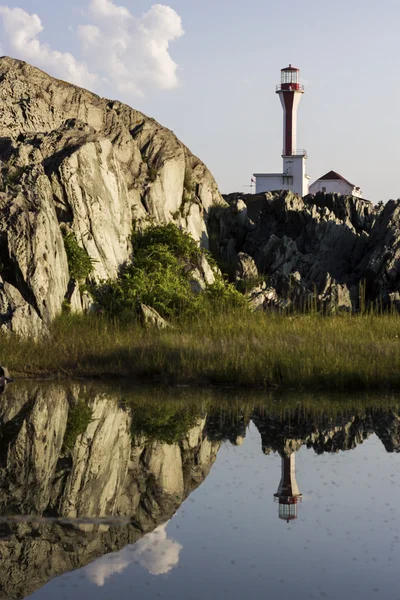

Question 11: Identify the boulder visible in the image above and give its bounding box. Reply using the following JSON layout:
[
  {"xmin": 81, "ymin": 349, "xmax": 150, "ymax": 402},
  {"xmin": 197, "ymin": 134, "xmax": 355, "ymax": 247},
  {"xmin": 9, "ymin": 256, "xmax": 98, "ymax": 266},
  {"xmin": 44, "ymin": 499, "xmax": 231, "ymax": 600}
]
[
  {"xmin": 140, "ymin": 304, "xmax": 170, "ymax": 329},
  {"xmin": 0, "ymin": 278, "xmax": 46, "ymax": 338},
  {"xmin": 235, "ymin": 252, "xmax": 258, "ymax": 282}
]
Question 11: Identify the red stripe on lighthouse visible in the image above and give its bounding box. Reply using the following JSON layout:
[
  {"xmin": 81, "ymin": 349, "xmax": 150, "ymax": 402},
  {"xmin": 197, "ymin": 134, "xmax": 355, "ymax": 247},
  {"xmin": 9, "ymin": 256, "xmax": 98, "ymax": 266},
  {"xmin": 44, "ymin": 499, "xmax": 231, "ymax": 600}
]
[{"xmin": 283, "ymin": 93, "xmax": 295, "ymax": 155}]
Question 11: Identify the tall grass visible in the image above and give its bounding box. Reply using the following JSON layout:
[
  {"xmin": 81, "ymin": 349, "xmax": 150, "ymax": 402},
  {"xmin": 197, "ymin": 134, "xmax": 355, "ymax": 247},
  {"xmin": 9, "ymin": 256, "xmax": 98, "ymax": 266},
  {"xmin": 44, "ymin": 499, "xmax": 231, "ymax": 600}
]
[{"xmin": 0, "ymin": 310, "xmax": 399, "ymax": 390}]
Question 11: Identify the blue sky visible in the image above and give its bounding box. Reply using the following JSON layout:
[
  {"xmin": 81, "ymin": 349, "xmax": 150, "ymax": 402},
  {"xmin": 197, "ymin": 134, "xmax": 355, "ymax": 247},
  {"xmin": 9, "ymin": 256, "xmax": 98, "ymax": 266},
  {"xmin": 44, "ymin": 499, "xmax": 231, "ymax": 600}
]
[{"xmin": 0, "ymin": 0, "xmax": 399, "ymax": 201}]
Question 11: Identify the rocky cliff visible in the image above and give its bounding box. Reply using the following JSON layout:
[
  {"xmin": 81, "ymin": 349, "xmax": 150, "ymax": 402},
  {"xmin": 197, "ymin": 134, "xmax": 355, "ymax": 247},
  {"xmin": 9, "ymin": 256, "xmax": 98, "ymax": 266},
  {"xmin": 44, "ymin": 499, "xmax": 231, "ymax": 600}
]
[
  {"xmin": 0, "ymin": 57, "xmax": 223, "ymax": 336},
  {"xmin": 213, "ymin": 191, "xmax": 400, "ymax": 311}
]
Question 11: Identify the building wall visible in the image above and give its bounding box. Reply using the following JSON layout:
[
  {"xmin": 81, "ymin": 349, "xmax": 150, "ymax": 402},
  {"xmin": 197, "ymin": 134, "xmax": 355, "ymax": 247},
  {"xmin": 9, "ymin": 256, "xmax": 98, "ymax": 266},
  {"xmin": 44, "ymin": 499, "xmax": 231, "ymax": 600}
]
[
  {"xmin": 282, "ymin": 155, "xmax": 309, "ymax": 196},
  {"xmin": 309, "ymin": 179, "xmax": 363, "ymax": 198},
  {"xmin": 255, "ymin": 174, "xmax": 293, "ymax": 195},
  {"xmin": 255, "ymin": 155, "xmax": 309, "ymax": 197}
]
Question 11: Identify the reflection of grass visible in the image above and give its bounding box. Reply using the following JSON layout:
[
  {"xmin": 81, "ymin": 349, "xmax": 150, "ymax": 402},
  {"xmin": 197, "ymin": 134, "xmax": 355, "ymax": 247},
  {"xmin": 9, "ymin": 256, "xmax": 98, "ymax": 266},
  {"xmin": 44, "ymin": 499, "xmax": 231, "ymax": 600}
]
[
  {"xmin": 1, "ymin": 311, "xmax": 400, "ymax": 390},
  {"xmin": 124, "ymin": 385, "xmax": 400, "ymax": 423}
]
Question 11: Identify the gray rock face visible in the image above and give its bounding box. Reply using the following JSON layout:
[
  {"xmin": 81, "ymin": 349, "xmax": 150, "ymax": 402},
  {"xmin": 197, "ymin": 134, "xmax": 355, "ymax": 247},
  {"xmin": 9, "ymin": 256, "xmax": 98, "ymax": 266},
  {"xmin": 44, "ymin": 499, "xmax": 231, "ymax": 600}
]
[
  {"xmin": 217, "ymin": 190, "xmax": 400, "ymax": 311},
  {"xmin": 360, "ymin": 200, "xmax": 400, "ymax": 306},
  {"xmin": 0, "ymin": 57, "xmax": 223, "ymax": 334}
]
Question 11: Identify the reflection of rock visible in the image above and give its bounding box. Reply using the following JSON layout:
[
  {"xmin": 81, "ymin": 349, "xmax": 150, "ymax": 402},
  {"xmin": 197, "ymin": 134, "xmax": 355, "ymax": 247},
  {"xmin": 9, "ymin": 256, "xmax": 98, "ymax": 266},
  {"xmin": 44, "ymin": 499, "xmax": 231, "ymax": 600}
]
[
  {"xmin": 0, "ymin": 383, "xmax": 220, "ymax": 600},
  {"xmin": 251, "ymin": 409, "xmax": 375, "ymax": 457},
  {"xmin": 371, "ymin": 410, "xmax": 400, "ymax": 453},
  {"xmin": 0, "ymin": 384, "xmax": 69, "ymax": 513},
  {"xmin": 0, "ymin": 383, "xmax": 399, "ymax": 599},
  {"xmin": 58, "ymin": 396, "xmax": 132, "ymax": 520},
  {"xmin": 0, "ymin": 365, "xmax": 13, "ymax": 395}
]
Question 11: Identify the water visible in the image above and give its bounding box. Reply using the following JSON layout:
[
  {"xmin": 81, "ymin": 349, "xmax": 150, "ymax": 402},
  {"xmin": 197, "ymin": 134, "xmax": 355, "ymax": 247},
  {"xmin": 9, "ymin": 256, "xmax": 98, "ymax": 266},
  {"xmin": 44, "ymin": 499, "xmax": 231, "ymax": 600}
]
[{"xmin": 0, "ymin": 381, "xmax": 399, "ymax": 599}]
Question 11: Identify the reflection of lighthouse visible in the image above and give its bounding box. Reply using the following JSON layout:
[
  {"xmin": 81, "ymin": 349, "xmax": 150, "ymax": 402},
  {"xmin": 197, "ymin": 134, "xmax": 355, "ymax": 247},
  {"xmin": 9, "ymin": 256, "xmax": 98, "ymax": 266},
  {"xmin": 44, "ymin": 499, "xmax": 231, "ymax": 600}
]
[{"xmin": 274, "ymin": 454, "xmax": 302, "ymax": 523}]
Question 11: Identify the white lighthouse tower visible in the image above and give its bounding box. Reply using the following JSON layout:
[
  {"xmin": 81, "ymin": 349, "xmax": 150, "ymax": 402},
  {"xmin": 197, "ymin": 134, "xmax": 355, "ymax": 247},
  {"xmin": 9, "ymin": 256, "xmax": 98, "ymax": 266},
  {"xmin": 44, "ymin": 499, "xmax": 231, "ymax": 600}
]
[
  {"xmin": 254, "ymin": 65, "xmax": 309, "ymax": 197},
  {"xmin": 274, "ymin": 454, "xmax": 303, "ymax": 523}
]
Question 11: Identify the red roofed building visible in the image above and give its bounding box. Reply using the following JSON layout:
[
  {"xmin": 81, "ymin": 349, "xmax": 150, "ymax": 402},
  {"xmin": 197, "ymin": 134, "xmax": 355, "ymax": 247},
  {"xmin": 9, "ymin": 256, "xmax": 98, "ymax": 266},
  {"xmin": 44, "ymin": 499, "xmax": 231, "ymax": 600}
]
[{"xmin": 309, "ymin": 170, "xmax": 363, "ymax": 198}]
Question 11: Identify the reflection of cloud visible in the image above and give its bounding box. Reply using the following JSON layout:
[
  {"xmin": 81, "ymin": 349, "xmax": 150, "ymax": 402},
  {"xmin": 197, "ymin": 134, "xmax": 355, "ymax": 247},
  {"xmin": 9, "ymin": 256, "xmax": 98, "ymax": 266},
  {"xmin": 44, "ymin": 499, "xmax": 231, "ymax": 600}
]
[
  {"xmin": 86, "ymin": 522, "xmax": 182, "ymax": 586},
  {"xmin": 133, "ymin": 522, "xmax": 182, "ymax": 575},
  {"xmin": 86, "ymin": 554, "xmax": 130, "ymax": 587}
]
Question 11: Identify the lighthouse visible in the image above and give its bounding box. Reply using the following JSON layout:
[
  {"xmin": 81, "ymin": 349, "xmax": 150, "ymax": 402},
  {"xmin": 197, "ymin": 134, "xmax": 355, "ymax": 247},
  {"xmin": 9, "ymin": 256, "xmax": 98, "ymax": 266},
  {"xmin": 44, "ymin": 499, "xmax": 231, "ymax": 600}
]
[
  {"xmin": 253, "ymin": 65, "xmax": 310, "ymax": 197},
  {"xmin": 277, "ymin": 64, "xmax": 304, "ymax": 157},
  {"xmin": 274, "ymin": 453, "xmax": 303, "ymax": 523}
]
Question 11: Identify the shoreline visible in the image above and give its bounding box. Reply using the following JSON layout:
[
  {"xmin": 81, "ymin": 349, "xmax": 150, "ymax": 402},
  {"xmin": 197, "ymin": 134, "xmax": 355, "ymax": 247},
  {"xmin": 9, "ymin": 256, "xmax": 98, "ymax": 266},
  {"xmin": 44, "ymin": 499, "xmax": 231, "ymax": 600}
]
[{"xmin": 5, "ymin": 370, "xmax": 400, "ymax": 392}]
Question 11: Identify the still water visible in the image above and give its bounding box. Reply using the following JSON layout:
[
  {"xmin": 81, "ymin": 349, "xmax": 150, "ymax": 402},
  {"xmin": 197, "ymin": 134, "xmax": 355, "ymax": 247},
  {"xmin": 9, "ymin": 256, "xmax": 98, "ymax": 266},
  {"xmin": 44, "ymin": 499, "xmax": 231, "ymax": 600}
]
[{"xmin": 0, "ymin": 382, "xmax": 399, "ymax": 599}]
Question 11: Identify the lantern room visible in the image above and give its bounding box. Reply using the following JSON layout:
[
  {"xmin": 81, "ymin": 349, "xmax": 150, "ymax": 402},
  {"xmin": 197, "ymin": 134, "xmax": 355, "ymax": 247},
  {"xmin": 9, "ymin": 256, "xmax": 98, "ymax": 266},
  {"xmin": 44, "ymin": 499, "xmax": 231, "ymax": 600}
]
[
  {"xmin": 277, "ymin": 65, "xmax": 302, "ymax": 91},
  {"xmin": 275, "ymin": 495, "xmax": 303, "ymax": 523}
]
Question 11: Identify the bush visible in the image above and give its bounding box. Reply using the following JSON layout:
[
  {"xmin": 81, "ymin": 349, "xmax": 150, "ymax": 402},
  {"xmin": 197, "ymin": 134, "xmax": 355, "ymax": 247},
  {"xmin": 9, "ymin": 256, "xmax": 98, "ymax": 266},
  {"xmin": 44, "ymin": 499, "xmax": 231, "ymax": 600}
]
[
  {"xmin": 133, "ymin": 222, "xmax": 200, "ymax": 261},
  {"xmin": 204, "ymin": 279, "xmax": 247, "ymax": 309},
  {"xmin": 92, "ymin": 223, "xmax": 246, "ymax": 319},
  {"xmin": 62, "ymin": 230, "xmax": 94, "ymax": 281}
]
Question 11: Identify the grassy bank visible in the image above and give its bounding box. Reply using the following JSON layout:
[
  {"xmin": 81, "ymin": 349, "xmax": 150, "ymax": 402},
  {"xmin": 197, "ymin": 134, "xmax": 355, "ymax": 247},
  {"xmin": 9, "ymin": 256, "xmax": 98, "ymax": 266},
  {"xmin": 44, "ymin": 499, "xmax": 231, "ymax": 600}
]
[{"xmin": 0, "ymin": 311, "xmax": 399, "ymax": 390}]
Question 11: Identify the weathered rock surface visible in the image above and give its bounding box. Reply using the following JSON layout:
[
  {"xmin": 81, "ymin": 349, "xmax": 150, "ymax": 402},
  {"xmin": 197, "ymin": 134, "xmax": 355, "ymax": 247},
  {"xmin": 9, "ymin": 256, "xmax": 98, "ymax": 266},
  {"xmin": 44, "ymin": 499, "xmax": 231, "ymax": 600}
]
[
  {"xmin": 0, "ymin": 57, "xmax": 223, "ymax": 334},
  {"xmin": 216, "ymin": 190, "xmax": 400, "ymax": 311}
]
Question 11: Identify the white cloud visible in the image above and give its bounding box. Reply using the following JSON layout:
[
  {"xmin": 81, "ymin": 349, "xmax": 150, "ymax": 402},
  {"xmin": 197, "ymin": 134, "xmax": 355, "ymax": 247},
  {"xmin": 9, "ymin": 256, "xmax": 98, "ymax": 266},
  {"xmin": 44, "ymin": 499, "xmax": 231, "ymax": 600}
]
[
  {"xmin": 0, "ymin": 6, "xmax": 97, "ymax": 88},
  {"xmin": 78, "ymin": 0, "xmax": 185, "ymax": 95},
  {"xmin": 0, "ymin": 1, "xmax": 184, "ymax": 96},
  {"xmin": 86, "ymin": 523, "xmax": 183, "ymax": 586}
]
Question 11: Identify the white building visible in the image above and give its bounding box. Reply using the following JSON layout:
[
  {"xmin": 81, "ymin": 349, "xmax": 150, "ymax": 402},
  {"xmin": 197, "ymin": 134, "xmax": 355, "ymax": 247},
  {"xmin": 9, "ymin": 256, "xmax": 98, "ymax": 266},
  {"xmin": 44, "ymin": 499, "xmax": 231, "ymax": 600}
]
[
  {"xmin": 309, "ymin": 170, "xmax": 363, "ymax": 198},
  {"xmin": 254, "ymin": 65, "xmax": 310, "ymax": 197}
]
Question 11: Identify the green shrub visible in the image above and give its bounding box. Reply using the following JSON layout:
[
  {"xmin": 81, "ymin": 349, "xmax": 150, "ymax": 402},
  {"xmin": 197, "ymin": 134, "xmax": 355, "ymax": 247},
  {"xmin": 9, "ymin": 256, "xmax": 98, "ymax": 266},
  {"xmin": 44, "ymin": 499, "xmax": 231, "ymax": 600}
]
[
  {"xmin": 92, "ymin": 223, "xmax": 246, "ymax": 320},
  {"xmin": 204, "ymin": 279, "xmax": 247, "ymax": 309},
  {"xmin": 62, "ymin": 230, "xmax": 94, "ymax": 281},
  {"xmin": 133, "ymin": 222, "xmax": 200, "ymax": 261}
]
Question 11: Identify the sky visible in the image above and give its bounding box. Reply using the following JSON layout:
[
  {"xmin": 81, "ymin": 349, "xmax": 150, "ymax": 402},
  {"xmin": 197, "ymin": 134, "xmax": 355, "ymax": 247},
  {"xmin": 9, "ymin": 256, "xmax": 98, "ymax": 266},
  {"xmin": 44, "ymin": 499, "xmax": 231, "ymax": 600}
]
[{"xmin": 0, "ymin": 0, "xmax": 399, "ymax": 202}]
